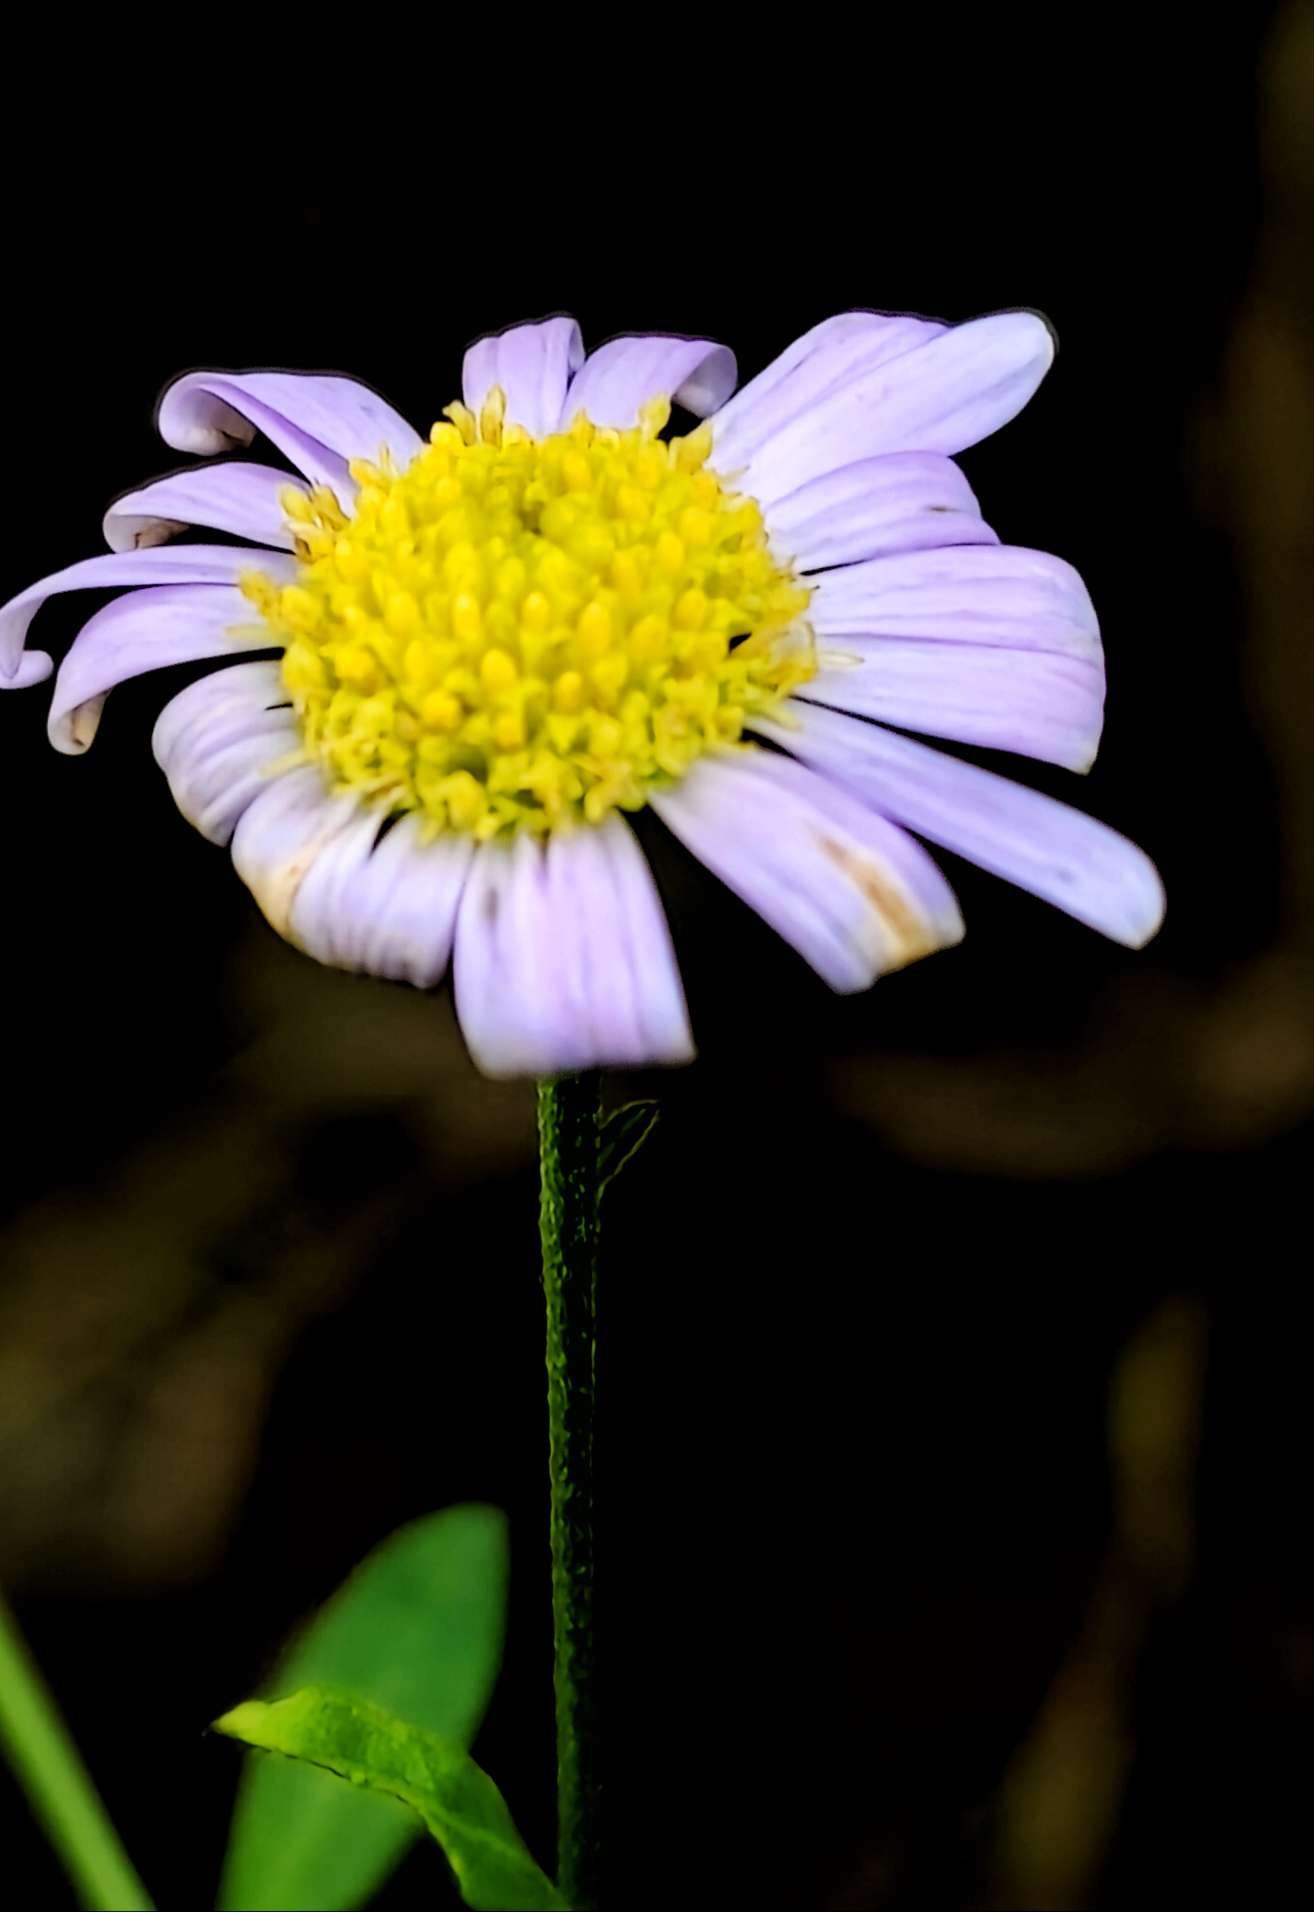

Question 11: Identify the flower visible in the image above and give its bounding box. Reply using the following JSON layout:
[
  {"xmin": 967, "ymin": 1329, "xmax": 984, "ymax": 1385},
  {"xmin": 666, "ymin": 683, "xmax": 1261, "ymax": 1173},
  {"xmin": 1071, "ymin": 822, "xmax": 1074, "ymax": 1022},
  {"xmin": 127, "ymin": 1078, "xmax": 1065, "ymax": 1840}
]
[{"xmin": 0, "ymin": 312, "xmax": 1164, "ymax": 1077}]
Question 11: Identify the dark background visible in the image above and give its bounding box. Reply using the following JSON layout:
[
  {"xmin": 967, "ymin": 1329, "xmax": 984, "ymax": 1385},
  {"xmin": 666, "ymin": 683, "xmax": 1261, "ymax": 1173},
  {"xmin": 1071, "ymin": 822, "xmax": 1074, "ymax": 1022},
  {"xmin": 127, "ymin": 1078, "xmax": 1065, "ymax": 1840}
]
[{"xmin": 4, "ymin": 12, "xmax": 1313, "ymax": 1905}]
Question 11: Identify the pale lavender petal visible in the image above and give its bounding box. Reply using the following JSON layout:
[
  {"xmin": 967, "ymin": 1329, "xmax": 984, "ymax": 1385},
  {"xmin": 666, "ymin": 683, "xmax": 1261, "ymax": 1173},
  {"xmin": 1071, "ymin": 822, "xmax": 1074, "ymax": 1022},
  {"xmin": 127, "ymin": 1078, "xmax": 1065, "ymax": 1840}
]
[
  {"xmin": 104, "ymin": 463, "xmax": 300, "ymax": 552},
  {"xmin": 452, "ymin": 836, "xmax": 564, "ymax": 1078},
  {"xmin": 764, "ymin": 453, "xmax": 998, "ymax": 572},
  {"xmin": 756, "ymin": 700, "xmax": 1164, "ymax": 947},
  {"xmin": 801, "ymin": 640, "xmax": 1104, "ymax": 771},
  {"xmin": 808, "ymin": 544, "xmax": 1100, "ymax": 660},
  {"xmin": 0, "ymin": 542, "xmax": 293, "ymax": 705},
  {"xmin": 0, "ymin": 649, "xmax": 53, "ymax": 689},
  {"xmin": 152, "ymin": 660, "xmax": 302, "ymax": 844},
  {"xmin": 287, "ymin": 812, "xmax": 475, "ymax": 987},
  {"xmin": 736, "ymin": 312, "xmax": 1056, "ymax": 506},
  {"xmin": 48, "ymin": 579, "xmax": 287, "ymax": 754},
  {"xmin": 229, "ymin": 765, "xmax": 363, "ymax": 940},
  {"xmin": 452, "ymin": 819, "xmax": 693, "ymax": 1078},
  {"xmin": 709, "ymin": 313, "xmax": 948, "ymax": 471},
  {"xmin": 462, "ymin": 318, "xmax": 585, "ymax": 440},
  {"xmin": 153, "ymin": 655, "xmax": 288, "ymax": 769},
  {"xmin": 157, "ymin": 371, "xmax": 423, "ymax": 492},
  {"xmin": 649, "ymin": 748, "xmax": 963, "ymax": 991},
  {"xmin": 543, "ymin": 822, "xmax": 692, "ymax": 1063},
  {"xmin": 560, "ymin": 334, "xmax": 737, "ymax": 430}
]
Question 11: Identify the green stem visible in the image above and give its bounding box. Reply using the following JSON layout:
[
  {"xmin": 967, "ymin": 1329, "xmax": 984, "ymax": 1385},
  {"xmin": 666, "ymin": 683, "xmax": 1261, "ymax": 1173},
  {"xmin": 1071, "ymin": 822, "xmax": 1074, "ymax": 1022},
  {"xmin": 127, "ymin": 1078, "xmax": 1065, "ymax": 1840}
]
[
  {"xmin": 0, "ymin": 1596, "xmax": 153, "ymax": 1910},
  {"xmin": 537, "ymin": 1072, "xmax": 601, "ymax": 1911}
]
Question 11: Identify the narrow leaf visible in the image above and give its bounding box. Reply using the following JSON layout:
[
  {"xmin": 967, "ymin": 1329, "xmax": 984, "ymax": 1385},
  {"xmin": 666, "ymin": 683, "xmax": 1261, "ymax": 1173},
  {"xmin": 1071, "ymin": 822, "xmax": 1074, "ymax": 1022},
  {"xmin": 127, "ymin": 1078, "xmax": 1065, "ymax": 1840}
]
[
  {"xmin": 598, "ymin": 1100, "xmax": 659, "ymax": 1196},
  {"xmin": 218, "ymin": 1505, "xmax": 508, "ymax": 1912},
  {"xmin": 215, "ymin": 1689, "xmax": 566, "ymax": 1912}
]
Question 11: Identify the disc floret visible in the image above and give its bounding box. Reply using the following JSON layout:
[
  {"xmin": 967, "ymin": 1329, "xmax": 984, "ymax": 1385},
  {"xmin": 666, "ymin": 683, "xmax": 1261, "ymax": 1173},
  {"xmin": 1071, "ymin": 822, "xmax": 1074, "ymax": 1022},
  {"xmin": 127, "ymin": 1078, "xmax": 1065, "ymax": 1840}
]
[{"xmin": 241, "ymin": 391, "xmax": 814, "ymax": 837}]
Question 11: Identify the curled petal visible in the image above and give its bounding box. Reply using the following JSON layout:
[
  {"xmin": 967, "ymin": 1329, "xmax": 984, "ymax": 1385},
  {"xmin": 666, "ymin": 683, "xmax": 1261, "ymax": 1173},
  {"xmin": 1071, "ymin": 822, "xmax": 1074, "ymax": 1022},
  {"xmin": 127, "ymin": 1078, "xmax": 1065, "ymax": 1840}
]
[
  {"xmin": 104, "ymin": 463, "xmax": 299, "ymax": 552},
  {"xmin": 1, "ymin": 649, "xmax": 53, "ymax": 689},
  {"xmin": 765, "ymin": 453, "xmax": 998, "ymax": 572},
  {"xmin": 461, "ymin": 317, "xmax": 585, "ymax": 439},
  {"xmin": 561, "ymin": 334, "xmax": 737, "ymax": 429},
  {"xmin": 453, "ymin": 819, "xmax": 693, "ymax": 1078},
  {"xmin": 758, "ymin": 700, "xmax": 1165, "ymax": 947},
  {"xmin": 649, "ymin": 747, "xmax": 963, "ymax": 991},
  {"xmin": 157, "ymin": 371, "xmax": 423, "ymax": 493},
  {"xmin": 1, "ymin": 544, "xmax": 294, "ymax": 683},
  {"xmin": 735, "ymin": 311, "xmax": 1056, "ymax": 505},
  {"xmin": 153, "ymin": 660, "xmax": 302, "ymax": 844},
  {"xmin": 710, "ymin": 313, "xmax": 948, "ymax": 470},
  {"xmin": 47, "ymin": 577, "xmax": 289, "ymax": 753}
]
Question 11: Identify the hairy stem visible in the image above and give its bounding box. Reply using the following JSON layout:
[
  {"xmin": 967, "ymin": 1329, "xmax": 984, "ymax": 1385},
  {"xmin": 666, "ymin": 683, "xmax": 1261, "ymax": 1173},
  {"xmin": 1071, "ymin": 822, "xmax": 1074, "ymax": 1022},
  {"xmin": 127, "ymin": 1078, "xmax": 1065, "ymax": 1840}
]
[{"xmin": 536, "ymin": 1073, "xmax": 601, "ymax": 1909}]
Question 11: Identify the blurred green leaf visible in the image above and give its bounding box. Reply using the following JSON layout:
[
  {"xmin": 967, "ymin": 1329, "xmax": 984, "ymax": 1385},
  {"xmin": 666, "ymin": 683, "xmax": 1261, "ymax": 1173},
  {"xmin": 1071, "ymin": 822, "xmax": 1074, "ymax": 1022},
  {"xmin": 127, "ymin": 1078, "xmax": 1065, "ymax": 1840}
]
[
  {"xmin": 215, "ymin": 1689, "xmax": 565, "ymax": 1912},
  {"xmin": 218, "ymin": 1505, "xmax": 508, "ymax": 1911},
  {"xmin": 598, "ymin": 1100, "xmax": 659, "ymax": 1196}
]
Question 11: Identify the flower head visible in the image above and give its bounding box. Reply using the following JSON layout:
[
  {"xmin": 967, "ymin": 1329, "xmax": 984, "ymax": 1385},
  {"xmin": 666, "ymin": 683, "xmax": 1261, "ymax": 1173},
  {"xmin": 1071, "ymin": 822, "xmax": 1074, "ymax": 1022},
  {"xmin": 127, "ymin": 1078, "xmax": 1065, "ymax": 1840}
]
[{"xmin": 0, "ymin": 313, "xmax": 1164, "ymax": 1076}]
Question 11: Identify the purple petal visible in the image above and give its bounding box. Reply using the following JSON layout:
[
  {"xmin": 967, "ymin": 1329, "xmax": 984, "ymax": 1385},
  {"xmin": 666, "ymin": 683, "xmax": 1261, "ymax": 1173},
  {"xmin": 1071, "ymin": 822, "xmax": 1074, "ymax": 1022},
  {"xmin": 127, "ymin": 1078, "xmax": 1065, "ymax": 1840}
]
[
  {"xmin": 735, "ymin": 312, "xmax": 1055, "ymax": 506},
  {"xmin": 0, "ymin": 543, "xmax": 295, "ymax": 693},
  {"xmin": 710, "ymin": 313, "xmax": 948, "ymax": 471},
  {"xmin": 104, "ymin": 463, "xmax": 300, "ymax": 553},
  {"xmin": 548, "ymin": 820, "xmax": 693, "ymax": 1062},
  {"xmin": 48, "ymin": 578, "xmax": 287, "ymax": 753},
  {"xmin": 157, "ymin": 371, "xmax": 423, "ymax": 493},
  {"xmin": 461, "ymin": 318, "xmax": 586, "ymax": 440},
  {"xmin": 757, "ymin": 700, "xmax": 1164, "ymax": 947},
  {"xmin": 801, "ymin": 639, "xmax": 1104, "ymax": 771},
  {"xmin": 452, "ymin": 820, "xmax": 693, "ymax": 1078},
  {"xmin": 808, "ymin": 544, "xmax": 1100, "ymax": 660},
  {"xmin": 229, "ymin": 765, "xmax": 364, "ymax": 940},
  {"xmin": 0, "ymin": 649, "xmax": 53, "ymax": 689},
  {"xmin": 152, "ymin": 660, "xmax": 302, "ymax": 844},
  {"xmin": 649, "ymin": 748, "xmax": 963, "ymax": 991},
  {"xmin": 287, "ymin": 812, "xmax": 475, "ymax": 987},
  {"xmin": 561, "ymin": 334, "xmax": 737, "ymax": 430},
  {"xmin": 765, "ymin": 453, "xmax": 998, "ymax": 572},
  {"xmin": 153, "ymin": 655, "xmax": 287, "ymax": 769}
]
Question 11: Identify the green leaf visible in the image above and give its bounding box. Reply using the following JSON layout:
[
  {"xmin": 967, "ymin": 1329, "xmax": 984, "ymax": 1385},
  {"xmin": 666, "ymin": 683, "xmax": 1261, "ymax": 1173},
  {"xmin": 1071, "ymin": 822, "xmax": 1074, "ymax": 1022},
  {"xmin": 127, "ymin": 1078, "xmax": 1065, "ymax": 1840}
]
[
  {"xmin": 215, "ymin": 1689, "xmax": 566, "ymax": 1912},
  {"xmin": 598, "ymin": 1099, "xmax": 659, "ymax": 1196},
  {"xmin": 218, "ymin": 1506, "xmax": 508, "ymax": 1912}
]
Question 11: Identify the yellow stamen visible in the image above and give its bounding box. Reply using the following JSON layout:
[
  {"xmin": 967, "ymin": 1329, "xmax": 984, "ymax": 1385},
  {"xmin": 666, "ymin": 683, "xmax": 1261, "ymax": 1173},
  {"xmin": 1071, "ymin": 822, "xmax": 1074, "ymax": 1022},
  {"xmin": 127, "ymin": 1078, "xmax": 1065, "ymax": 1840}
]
[
  {"xmin": 480, "ymin": 648, "xmax": 518, "ymax": 695},
  {"xmin": 479, "ymin": 383, "xmax": 507, "ymax": 447},
  {"xmin": 420, "ymin": 689, "xmax": 463, "ymax": 731}
]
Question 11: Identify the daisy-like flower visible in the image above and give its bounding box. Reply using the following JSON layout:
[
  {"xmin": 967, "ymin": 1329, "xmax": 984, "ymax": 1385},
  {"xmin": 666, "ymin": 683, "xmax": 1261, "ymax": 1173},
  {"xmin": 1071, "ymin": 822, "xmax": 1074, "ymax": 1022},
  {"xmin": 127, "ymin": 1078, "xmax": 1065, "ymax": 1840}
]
[{"xmin": 0, "ymin": 313, "xmax": 1163, "ymax": 1076}]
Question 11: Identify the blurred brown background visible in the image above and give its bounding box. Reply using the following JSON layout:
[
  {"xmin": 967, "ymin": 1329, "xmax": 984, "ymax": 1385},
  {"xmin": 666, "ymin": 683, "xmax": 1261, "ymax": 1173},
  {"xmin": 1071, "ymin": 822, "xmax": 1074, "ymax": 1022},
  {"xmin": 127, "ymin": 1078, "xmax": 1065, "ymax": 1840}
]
[{"xmin": 2, "ymin": 12, "xmax": 1312, "ymax": 1906}]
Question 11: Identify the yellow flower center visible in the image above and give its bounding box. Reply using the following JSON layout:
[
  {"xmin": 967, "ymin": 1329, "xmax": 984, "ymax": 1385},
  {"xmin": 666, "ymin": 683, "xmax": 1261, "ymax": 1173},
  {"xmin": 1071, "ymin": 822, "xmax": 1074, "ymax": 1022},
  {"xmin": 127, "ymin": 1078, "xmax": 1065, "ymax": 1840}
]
[{"xmin": 240, "ymin": 389, "xmax": 814, "ymax": 839}]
